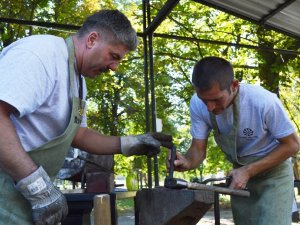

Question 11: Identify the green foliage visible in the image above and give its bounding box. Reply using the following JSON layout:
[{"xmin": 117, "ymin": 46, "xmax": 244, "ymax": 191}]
[{"xmin": 204, "ymin": 135, "xmax": 231, "ymax": 175}]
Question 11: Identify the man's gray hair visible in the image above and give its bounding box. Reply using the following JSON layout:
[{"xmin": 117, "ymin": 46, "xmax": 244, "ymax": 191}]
[{"xmin": 77, "ymin": 10, "xmax": 138, "ymax": 51}]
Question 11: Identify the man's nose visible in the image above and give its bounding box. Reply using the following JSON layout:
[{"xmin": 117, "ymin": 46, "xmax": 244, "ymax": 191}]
[
  {"xmin": 206, "ymin": 101, "xmax": 215, "ymax": 112},
  {"xmin": 108, "ymin": 62, "xmax": 118, "ymax": 71}
]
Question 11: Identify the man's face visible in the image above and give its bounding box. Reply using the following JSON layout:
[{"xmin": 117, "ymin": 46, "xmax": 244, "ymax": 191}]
[
  {"xmin": 81, "ymin": 32, "xmax": 129, "ymax": 78},
  {"xmin": 195, "ymin": 82, "xmax": 236, "ymax": 115}
]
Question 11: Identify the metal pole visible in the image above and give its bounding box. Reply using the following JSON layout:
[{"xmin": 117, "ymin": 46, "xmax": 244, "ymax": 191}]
[
  {"xmin": 146, "ymin": 0, "xmax": 159, "ymax": 187},
  {"xmin": 143, "ymin": 0, "xmax": 152, "ymax": 188},
  {"xmin": 214, "ymin": 192, "xmax": 220, "ymax": 225},
  {"xmin": 148, "ymin": 33, "xmax": 160, "ymax": 187}
]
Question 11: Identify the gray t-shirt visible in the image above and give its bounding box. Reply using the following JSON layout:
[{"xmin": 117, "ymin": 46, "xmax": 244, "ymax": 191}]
[
  {"xmin": 190, "ymin": 83, "xmax": 295, "ymax": 157},
  {"xmin": 0, "ymin": 35, "xmax": 87, "ymax": 151}
]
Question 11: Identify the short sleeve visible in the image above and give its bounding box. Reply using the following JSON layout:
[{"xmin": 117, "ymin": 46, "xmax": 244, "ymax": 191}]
[
  {"xmin": 0, "ymin": 48, "xmax": 54, "ymax": 117},
  {"xmin": 190, "ymin": 94, "xmax": 211, "ymax": 140},
  {"xmin": 264, "ymin": 93, "xmax": 295, "ymax": 139}
]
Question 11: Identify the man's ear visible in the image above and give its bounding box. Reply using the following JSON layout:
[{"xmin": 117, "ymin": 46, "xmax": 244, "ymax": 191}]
[
  {"xmin": 86, "ymin": 32, "xmax": 99, "ymax": 48},
  {"xmin": 231, "ymin": 79, "xmax": 239, "ymax": 92}
]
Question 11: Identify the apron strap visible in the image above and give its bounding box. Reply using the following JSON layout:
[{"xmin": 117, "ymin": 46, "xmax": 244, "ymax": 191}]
[{"xmin": 65, "ymin": 37, "xmax": 84, "ymax": 112}]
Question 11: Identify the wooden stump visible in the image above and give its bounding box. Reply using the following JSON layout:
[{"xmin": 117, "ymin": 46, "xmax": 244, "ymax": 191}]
[{"xmin": 135, "ymin": 188, "xmax": 214, "ymax": 225}]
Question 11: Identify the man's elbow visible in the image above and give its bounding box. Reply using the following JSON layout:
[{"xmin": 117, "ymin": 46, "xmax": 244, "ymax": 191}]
[
  {"xmin": 294, "ymin": 138, "xmax": 300, "ymax": 154},
  {"xmin": 71, "ymin": 127, "xmax": 88, "ymax": 148},
  {"xmin": 291, "ymin": 133, "xmax": 300, "ymax": 155}
]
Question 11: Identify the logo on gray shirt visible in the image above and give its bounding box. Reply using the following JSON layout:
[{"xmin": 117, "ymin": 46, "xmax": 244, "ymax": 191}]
[{"xmin": 243, "ymin": 128, "xmax": 254, "ymax": 136}]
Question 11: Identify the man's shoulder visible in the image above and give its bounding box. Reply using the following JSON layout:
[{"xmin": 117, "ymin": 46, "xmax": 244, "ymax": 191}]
[
  {"xmin": 189, "ymin": 93, "xmax": 209, "ymax": 120},
  {"xmin": 240, "ymin": 83, "xmax": 277, "ymax": 104},
  {"xmin": 7, "ymin": 35, "xmax": 66, "ymax": 56},
  {"xmin": 190, "ymin": 93, "xmax": 205, "ymax": 107},
  {"xmin": 23, "ymin": 34, "xmax": 63, "ymax": 43},
  {"xmin": 26, "ymin": 35, "xmax": 65, "ymax": 50},
  {"xmin": 241, "ymin": 83, "xmax": 269, "ymax": 93}
]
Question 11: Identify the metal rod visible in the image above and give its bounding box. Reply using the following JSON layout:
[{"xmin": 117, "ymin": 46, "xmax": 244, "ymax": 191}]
[
  {"xmin": 214, "ymin": 193, "xmax": 220, "ymax": 225},
  {"xmin": 143, "ymin": 0, "xmax": 152, "ymax": 189},
  {"xmin": 145, "ymin": 0, "xmax": 180, "ymax": 35},
  {"xmin": 187, "ymin": 182, "xmax": 250, "ymax": 197},
  {"xmin": 0, "ymin": 17, "xmax": 80, "ymax": 31},
  {"xmin": 146, "ymin": 1, "xmax": 160, "ymax": 188},
  {"xmin": 152, "ymin": 33, "xmax": 300, "ymax": 55},
  {"xmin": 149, "ymin": 33, "xmax": 159, "ymax": 186}
]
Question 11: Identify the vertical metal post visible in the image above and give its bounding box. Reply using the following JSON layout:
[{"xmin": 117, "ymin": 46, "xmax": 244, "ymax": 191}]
[
  {"xmin": 146, "ymin": 0, "xmax": 159, "ymax": 187},
  {"xmin": 214, "ymin": 192, "xmax": 220, "ymax": 225},
  {"xmin": 148, "ymin": 33, "xmax": 159, "ymax": 187},
  {"xmin": 143, "ymin": 0, "xmax": 152, "ymax": 188}
]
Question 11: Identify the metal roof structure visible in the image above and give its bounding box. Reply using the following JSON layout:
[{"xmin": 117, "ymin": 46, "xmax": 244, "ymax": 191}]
[
  {"xmin": 193, "ymin": 0, "xmax": 300, "ymax": 40},
  {"xmin": 145, "ymin": 0, "xmax": 300, "ymax": 40}
]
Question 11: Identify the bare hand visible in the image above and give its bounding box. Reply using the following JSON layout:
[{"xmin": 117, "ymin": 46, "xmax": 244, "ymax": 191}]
[
  {"xmin": 166, "ymin": 151, "xmax": 191, "ymax": 172},
  {"xmin": 228, "ymin": 166, "xmax": 251, "ymax": 189}
]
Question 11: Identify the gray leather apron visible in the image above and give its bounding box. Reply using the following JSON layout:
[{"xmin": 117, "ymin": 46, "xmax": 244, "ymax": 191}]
[
  {"xmin": 210, "ymin": 93, "xmax": 293, "ymax": 225},
  {"xmin": 0, "ymin": 37, "xmax": 85, "ymax": 225}
]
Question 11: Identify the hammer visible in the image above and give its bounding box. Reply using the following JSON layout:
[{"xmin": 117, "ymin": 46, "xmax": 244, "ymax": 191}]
[
  {"xmin": 168, "ymin": 145, "xmax": 177, "ymax": 179},
  {"xmin": 164, "ymin": 146, "xmax": 250, "ymax": 198}
]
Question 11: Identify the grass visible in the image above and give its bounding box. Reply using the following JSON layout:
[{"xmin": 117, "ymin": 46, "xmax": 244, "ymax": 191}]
[
  {"xmin": 116, "ymin": 198, "xmax": 135, "ymax": 215},
  {"xmin": 219, "ymin": 195, "xmax": 231, "ymax": 209}
]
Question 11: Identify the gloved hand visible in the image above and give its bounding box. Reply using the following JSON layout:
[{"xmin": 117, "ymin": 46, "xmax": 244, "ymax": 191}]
[
  {"xmin": 15, "ymin": 166, "xmax": 68, "ymax": 225},
  {"xmin": 120, "ymin": 132, "xmax": 173, "ymax": 157}
]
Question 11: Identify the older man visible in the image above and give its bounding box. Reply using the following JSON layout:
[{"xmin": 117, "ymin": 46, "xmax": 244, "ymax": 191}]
[{"xmin": 0, "ymin": 10, "xmax": 172, "ymax": 225}]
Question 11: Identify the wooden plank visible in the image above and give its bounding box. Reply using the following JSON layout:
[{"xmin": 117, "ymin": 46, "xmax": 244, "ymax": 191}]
[
  {"xmin": 116, "ymin": 191, "xmax": 136, "ymax": 200},
  {"xmin": 93, "ymin": 194, "xmax": 111, "ymax": 225}
]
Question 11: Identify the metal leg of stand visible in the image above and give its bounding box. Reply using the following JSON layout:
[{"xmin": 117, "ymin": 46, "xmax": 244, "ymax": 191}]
[{"xmin": 214, "ymin": 192, "xmax": 220, "ymax": 225}]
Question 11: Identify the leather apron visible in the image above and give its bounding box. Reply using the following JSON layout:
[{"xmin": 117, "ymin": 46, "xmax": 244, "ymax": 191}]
[
  {"xmin": 0, "ymin": 37, "xmax": 85, "ymax": 225},
  {"xmin": 209, "ymin": 93, "xmax": 293, "ymax": 225}
]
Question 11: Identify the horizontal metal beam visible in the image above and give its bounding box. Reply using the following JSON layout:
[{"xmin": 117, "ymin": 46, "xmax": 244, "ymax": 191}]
[
  {"xmin": 1, "ymin": 17, "xmax": 299, "ymax": 55},
  {"xmin": 145, "ymin": 0, "xmax": 180, "ymax": 35},
  {"xmin": 0, "ymin": 17, "xmax": 80, "ymax": 31},
  {"xmin": 152, "ymin": 33, "xmax": 300, "ymax": 55}
]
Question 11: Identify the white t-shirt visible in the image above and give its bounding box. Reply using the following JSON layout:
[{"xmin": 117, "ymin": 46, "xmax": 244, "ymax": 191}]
[
  {"xmin": 0, "ymin": 35, "xmax": 87, "ymax": 151},
  {"xmin": 190, "ymin": 83, "xmax": 295, "ymax": 157}
]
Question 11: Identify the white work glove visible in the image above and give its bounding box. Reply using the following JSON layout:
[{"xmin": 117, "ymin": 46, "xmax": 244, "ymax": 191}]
[
  {"xmin": 120, "ymin": 132, "xmax": 173, "ymax": 157},
  {"xmin": 16, "ymin": 166, "xmax": 68, "ymax": 225}
]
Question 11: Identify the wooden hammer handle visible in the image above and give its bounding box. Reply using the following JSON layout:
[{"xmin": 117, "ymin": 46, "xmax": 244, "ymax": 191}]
[{"xmin": 187, "ymin": 182, "xmax": 250, "ymax": 197}]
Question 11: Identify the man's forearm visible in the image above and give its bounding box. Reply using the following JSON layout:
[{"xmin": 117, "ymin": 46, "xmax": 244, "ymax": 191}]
[
  {"xmin": 244, "ymin": 133, "xmax": 300, "ymax": 178},
  {"xmin": 0, "ymin": 115, "xmax": 37, "ymax": 181},
  {"xmin": 184, "ymin": 139, "xmax": 208, "ymax": 170},
  {"xmin": 185, "ymin": 148, "xmax": 206, "ymax": 170},
  {"xmin": 72, "ymin": 127, "xmax": 121, "ymax": 155}
]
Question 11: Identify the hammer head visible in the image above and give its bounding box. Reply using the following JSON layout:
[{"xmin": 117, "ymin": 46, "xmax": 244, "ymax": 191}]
[{"xmin": 164, "ymin": 177, "xmax": 188, "ymax": 189}]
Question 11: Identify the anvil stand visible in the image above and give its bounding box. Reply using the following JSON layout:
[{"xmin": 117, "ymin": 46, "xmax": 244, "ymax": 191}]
[{"xmin": 166, "ymin": 146, "xmax": 223, "ymax": 225}]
